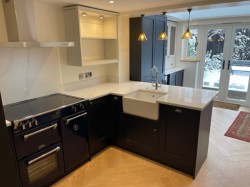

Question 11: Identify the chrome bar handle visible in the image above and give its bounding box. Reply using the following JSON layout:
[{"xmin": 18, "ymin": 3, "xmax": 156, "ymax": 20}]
[
  {"xmin": 28, "ymin": 147, "xmax": 60, "ymax": 165},
  {"xmin": 65, "ymin": 112, "xmax": 87, "ymax": 125},
  {"xmin": 24, "ymin": 124, "xmax": 58, "ymax": 140},
  {"xmin": 227, "ymin": 60, "xmax": 231, "ymax": 70},
  {"xmin": 222, "ymin": 60, "xmax": 225, "ymax": 69}
]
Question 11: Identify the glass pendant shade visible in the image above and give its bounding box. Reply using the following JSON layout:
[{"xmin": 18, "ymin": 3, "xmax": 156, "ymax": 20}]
[
  {"xmin": 158, "ymin": 31, "xmax": 168, "ymax": 40},
  {"xmin": 138, "ymin": 14, "xmax": 147, "ymax": 42},
  {"xmin": 158, "ymin": 12, "xmax": 168, "ymax": 41},
  {"xmin": 182, "ymin": 8, "xmax": 192, "ymax": 40},
  {"xmin": 182, "ymin": 28, "xmax": 192, "ymax": 39},
  {"xmin": 138, "ymin": 32, "xmax": 147, "ymax": 41}
]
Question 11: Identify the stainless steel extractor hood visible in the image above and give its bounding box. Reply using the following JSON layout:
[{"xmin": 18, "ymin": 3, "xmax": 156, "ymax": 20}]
[{"xmin": 0, "ymin": 0, "xmax": 74, "ymax": 48}]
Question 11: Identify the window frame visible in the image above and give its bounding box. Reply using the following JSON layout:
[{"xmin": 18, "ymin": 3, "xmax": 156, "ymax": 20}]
[{"xmin": 181, "ymin": 25, "xmax": 202, "ymax": 61}]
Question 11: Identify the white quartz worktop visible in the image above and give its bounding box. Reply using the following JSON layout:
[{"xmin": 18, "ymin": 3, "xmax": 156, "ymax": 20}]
[
  {"xmin": 165, "ymin": 67, "xmax": 185, "ymax": 75},
  {"xmin": 62, "ymin": 81, "xmax": 218, "ymax": 111}
]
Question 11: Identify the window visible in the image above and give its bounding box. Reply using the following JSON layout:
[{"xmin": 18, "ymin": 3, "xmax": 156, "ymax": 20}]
[
  {"xmin": 182, "ymin": 27, "xmax": 200, "ymax": 61},
  {"xmin": 187, "ymin": 29, "xmax": 198, "ymax": 58}
]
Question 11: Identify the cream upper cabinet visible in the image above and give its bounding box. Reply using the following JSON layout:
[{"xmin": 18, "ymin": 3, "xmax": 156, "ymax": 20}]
[
  {"xmin": 63, "ymin": 6, "xmax": 118, "ymax": 66},
  {"xmin": 165, "ymin": 21, "xmax": 177, "ymax": 70}
]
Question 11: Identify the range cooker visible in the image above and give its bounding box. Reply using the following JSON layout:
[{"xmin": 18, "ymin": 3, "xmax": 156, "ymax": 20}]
[{"xmin": 3, "ymin": 93, "xmax": 90, "ymax": 187}]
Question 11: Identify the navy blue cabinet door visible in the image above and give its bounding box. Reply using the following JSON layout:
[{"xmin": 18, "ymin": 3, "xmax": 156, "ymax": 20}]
[
  {"xmin": 154, "ymin": 16, "xmax": 166, "ymax": 77},
  {"xmin": 0, "ymin": 93, "xmax": 21, "ymax": 187},
  {"xmin": 129, "ymin": 15, "xmax": 166, "ymax": 83},
  {"xmin": 88, "ymin": 96, "xmax": 110, "ymax": 156}
]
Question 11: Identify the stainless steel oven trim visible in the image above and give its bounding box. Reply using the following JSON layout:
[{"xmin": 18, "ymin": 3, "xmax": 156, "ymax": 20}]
[
  {"xmin": 23, "ymin": 123, "xmax": 58, "ymax": 140},
  {"xmin": 13, "ymin": 99, "xmax": 87, "ymax": 129},
  {"xmin": 28, "ymin": 146, "xmax": 60, "ymax": 165},
  {"xmin": 65, "ymin": 112, "xmax": 87, "ymax": 125}
]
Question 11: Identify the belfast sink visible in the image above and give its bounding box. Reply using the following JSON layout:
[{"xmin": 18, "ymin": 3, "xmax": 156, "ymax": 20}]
[{"xmin": 122, "ymin": 89, "xmax": 167, "ymax": 120}]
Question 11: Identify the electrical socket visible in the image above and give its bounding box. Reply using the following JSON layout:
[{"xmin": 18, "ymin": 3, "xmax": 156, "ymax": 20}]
[
  {"xmin": 79, "ymin": 73, "xmax": 84, "ymax": 80},
  {"xmin": 85, "ymin": 72, "xmax": 92, "ymax": 78}
]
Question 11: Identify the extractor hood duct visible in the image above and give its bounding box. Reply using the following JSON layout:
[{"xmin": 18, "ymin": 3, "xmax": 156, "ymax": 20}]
[{"xmin": 0, "ymin": 0, "xmax": 74, "ymax": 47}]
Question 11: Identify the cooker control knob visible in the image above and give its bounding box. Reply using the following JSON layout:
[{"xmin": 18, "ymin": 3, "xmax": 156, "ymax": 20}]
[
  {"xmin": 19, "ymin": 122, "xmax": 25, "ymax": 130},
  {"xmin": 26, "ymin": 121, "xmax": 32, "ymax": 128},
  {"xmin": 71, "ymin": 106, "xmax": 77, "ymax": 112},
  {"xmin": 31, "ymin": 119, "xmax": 38, "ymax": 126},
  {"xmin": 79, "ymin": 103, "xmax": 85, "ymax": 110}
]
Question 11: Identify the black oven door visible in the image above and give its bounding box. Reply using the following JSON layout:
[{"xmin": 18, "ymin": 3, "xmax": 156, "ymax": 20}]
[{"xmin": 18, "ymin": 143, "xmax": 64, "ymax": 187}]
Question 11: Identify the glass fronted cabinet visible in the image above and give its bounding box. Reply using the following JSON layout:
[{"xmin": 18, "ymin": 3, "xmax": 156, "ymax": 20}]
[{"xmin": 165, "ymin": 21, "xmax": 177, "ymax": 69}]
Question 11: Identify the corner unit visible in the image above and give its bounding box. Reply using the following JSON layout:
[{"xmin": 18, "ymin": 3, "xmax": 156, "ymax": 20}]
[{"xmin": 63, "ymin": 5, "xmax": 118, "ymax": 66}]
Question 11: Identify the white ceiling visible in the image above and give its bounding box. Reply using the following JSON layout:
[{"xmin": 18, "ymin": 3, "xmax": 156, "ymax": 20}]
[
  {"xmin": 36, "ymin": 0, "xmax": 250, "ymax": 20},
  {"xmin": 36, "ymin": 0, "xmax": 209, "ymax": 12},
  {"xmin": 167, "ymin": 4, "xmax": 250, "ymax": 21}
]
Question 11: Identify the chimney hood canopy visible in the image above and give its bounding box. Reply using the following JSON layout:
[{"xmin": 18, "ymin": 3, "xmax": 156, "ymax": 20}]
[{"xmin": 0, "ymin": 0, "xmax": 74, "ymax": 48}]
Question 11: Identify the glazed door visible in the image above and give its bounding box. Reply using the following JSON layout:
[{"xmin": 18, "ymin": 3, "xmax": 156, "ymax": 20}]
[
  {"xmin": 200, "ymin": 26, "xmax": 231, "ymax": 95},
  {"xmin": 200, "ymin": 24, "xmax": 250, "ymax": 105},
  {"xmin": 223, "ymin": 25, "xmax": 250, "ymax": 105}
]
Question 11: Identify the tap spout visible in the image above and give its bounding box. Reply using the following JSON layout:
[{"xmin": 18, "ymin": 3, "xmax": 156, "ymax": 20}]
[{"xmin": 150, "ymin": 66, "xmax": 159, "ymax": 90}]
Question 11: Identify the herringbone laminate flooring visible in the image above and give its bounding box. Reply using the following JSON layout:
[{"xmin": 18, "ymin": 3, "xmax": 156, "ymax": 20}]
[{"xmin": 52, "ymin": 107, "xmax": 250, "ymax": 187}]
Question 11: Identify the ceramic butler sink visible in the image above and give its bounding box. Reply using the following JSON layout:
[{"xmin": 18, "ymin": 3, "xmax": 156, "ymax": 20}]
[{"xmin": 122, "ymin": 89, "xmax": 167, "ymax": 120}]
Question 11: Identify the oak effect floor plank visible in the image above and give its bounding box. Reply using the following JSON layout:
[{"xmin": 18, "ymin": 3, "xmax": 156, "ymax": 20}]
[{"xmin": 52, "ymin": 107, "xmax": 250, "ymax": 187}]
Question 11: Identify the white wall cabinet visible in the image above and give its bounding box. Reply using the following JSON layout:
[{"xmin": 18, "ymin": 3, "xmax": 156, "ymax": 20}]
[
  {"xmin": 63, "ymin": 6, "xmax": 118, "ymax": 66},
  {"xmin": 165, "ymin": 21, "xmax": 177, "ymax": 69}
]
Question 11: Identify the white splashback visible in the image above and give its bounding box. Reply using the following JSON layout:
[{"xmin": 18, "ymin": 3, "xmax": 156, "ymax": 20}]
[{"xmin": 0, "ymin": 48, "xmax": 62, "ymax": 105}]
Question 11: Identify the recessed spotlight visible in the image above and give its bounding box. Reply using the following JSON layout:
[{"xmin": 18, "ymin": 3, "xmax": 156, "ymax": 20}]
[
  {"xmin": 81, "ymin": 12, "xmax": 87, "ymax": 17},
  {"xmin": 99, "ymin": 15, "xmax": 104, "ymax": 19},
  {"xmin": 108, "ymin": 0, "xmax": 114, "ymax": 4}
]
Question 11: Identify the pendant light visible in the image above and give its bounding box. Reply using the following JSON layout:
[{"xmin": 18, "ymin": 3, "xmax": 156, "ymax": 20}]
[
  {"xmin": 182, "ymin": 8, "xmax": 192, "ymax": 39},
  {"xmin": 138, "ymin": 15, "xmax": 147, "ymax": 41},
  {"xmin": 158, "ymin": 12, "xmax": 168, "ymax": 40}
]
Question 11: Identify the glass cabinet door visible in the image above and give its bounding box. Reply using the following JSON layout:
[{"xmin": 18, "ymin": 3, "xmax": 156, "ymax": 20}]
[{"xmin": 165, "ymin": 21, "xmax": 176, "ymax": 69}]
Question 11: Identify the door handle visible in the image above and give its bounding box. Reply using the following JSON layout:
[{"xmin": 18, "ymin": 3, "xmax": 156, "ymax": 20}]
[
  {"xmin": 65, "ymin": 112, "xmax": 87, "ymax": 125},
  {"xmin": 24, "ymin": 124, "xmax": 57, "ymax": 140},
  {"xmin": 222, "ymin": 60, "xmax": 225, "ymax": 69},
  {"xmin": 227, "ymin": 60, "xmax": 231, "ymax": 70},
  {"xmin": 28, "ymin": 147, "xmax": 60, "ymax": 165}
]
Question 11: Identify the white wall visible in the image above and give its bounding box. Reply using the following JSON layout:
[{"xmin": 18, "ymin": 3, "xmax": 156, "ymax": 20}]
[
  {"xmin": 0, "ymin": 1, "xmax": 128, "ymax": 104},
  {"xmin": 175, "ymin": 16, "xmax": 250, "ymax": 88},
  {"xmin": 0, "ymin": 48, "xmax": 62, "ymax": 105},
  {"xmin": 175, "ymin": 21, "xmax": 199, "ymax": 88}
]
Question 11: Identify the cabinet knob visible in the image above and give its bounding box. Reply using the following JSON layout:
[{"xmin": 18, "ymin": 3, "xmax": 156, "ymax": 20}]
[
  {"xmin": 153, "ymin": 128, "xmax": 157, "ymax": 132},
  {"xmin": 175, "ymin": 109, "xmax": 182, "ymax": 113}
]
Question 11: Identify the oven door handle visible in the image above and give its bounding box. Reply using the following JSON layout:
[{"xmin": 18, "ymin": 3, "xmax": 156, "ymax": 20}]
[
  {"xmin": 28, "ymin": 146, "xmax": 60, "ymax": 165},
  {"xmin": 24, "ymin": 123, "xmax": 58, "ymax": 140},
  {"xmin": 65, "ymin": 112, "xmax": 87, "ymax": 125}
]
